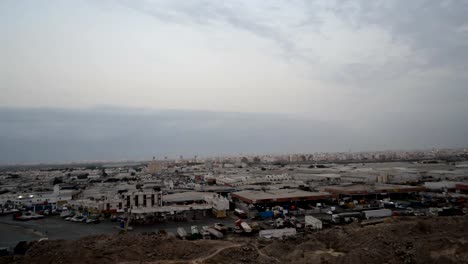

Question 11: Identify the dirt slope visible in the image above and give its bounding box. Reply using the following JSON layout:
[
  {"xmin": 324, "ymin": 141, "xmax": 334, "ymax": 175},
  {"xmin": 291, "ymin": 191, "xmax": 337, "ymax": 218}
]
[{"xmin": 2, "ymin": 216, "xmax": 467, "ymax": 264}]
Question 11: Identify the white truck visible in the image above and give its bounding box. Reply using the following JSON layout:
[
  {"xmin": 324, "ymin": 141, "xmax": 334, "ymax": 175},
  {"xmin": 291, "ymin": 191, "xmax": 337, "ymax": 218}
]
[
  {"xmin": 206, "ymin": 227, "xmax": 224, "ymax": 239},
  {"xmin": 177, "ymin": 227, "xmax": 188, "ymax": 239},
  {"xmin": 362, "ymin": 209, "xmax": 392, "ymax": 219},
  {"xmin": 259, "ymin": 228, "xmax": 297, "ymax": 239},
  {"xmin": 240, "ymin": 222, "xmax": 252, "ymax": 233},
  {"xmin": 305, "ymin": 215, "xmax": 322, "ymax": 230}
]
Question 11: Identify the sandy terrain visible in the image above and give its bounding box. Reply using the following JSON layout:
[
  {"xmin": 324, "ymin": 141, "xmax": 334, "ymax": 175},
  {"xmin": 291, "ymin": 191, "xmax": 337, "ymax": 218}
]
[{"xmin": 2, "ymin": 216, "xmax": 467, "ymax": 264}]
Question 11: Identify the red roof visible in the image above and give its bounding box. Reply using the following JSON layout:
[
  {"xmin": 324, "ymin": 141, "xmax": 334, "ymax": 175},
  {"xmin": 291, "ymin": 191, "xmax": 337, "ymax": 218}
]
[{"xmin": 456, "ymin": 183, "xmax": 468, "ymax": 190}]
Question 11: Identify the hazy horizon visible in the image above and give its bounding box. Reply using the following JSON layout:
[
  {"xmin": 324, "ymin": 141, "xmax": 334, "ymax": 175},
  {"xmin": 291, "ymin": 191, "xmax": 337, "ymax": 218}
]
[
  {"xmin": 1, "ymin": 1, "xmax": 468, "ymax": 163},
  {"xmin": 0, "ymin": 106, "xmax": 466, "ymax": 164}
]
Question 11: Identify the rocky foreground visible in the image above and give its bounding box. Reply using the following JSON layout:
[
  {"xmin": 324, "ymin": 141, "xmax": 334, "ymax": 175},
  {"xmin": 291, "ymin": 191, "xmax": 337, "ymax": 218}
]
[{"xmin": 2, "ymin": 216, "xmax": 467, "ymax": 264}]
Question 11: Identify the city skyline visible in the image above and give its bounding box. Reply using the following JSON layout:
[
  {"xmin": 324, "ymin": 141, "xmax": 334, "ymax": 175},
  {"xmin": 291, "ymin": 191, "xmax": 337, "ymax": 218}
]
[{"xmin": 1, "ymin": 106, "xmax": 467, "ymax": 164}]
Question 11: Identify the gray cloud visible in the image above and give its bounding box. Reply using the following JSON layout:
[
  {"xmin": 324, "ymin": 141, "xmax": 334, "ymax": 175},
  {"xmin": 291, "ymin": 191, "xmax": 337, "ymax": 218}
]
[
  {"xmin": 121, "ymin": 1, "xmax": 467, "ymax": 59},
  {"xmin": 1, "ymin": 0, "xmax": 467, "ymax": 163},
  {"xmin": 0, "ymin": 107, "xmax": 466, "ymax": 164},
  {"xmin": 333, "ymin": 0, "xmax": 468, "ymax": 69},
  {"xmin": 118, "ymin": 0, "xmax": 468, "ymax": 85},
  {"xmin": 116, "ymin": 0, "xmax": 299, "ymax": 55}
]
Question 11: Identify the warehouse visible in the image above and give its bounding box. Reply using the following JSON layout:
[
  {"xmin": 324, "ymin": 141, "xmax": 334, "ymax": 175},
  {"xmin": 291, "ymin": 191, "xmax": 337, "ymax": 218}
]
[
  {"xmin": 128, "ymin": 191, "xmax": 229, "ymax": 222},
  {"xmin": 425, "ymin": 181, "xmax": 465, "ymax": 191},
  {"xmin": 163, "ymin": 191, "xmax": 209, "ymax": 205},
  {"xmin": 456, "ymin": 183, "xmax": 468, "ymax": 193},
  {"xmin": 231, "ymin": 189, "xmax": 331, "ymax": 205},
  {"xmin": 320, "ymin": 184, "xmax": 424, "ymax": 199}
]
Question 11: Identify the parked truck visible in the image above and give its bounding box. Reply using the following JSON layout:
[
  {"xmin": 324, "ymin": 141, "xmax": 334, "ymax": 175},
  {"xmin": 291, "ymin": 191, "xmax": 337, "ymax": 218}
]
[
  {"xmin": 200, "ymin": 227, "xmax": 211, "ymax": 239},
  {"xmin": 236, "ymin": 219, "xmax": 252, "ymax": 233},
  {"xmin": 234, "ymin": 209, "xmax": 247, "ymax": 219},
  {"xmin": 190, "ymin": 226, "xmax": 202, "ymax": 240},
  {"xmin": 305, "ymin": 215, "xmax": 322, "ymax": 230},
  {"xmin": 361, "ymin": 209, "xmax": 392, "ymax": 219},
  {"xmin": 206, "ymin": 227, "xmax": 224, "ymax": 239},
  {"xmin": 259, "ymin": 228, "xmax": 297, "ymax": 239},
  {"xmin": 177, "ymin": 227, "xmax": 188, "ymax": 239},
  {"xmin": 241, "ymin": 222, "xmax": 252, "ymax": 233},
  {"xmin": 214, "ymin": 223, "xmax": 228, "ymax": 234},
  {"xmin": 331, "ymin": 212, "xmax": 361, "ymax": 224}
]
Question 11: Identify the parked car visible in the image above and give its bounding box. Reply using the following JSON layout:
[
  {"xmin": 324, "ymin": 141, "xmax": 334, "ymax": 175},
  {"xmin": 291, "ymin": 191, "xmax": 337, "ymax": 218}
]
[
  {"xmin": 234, "ymin": 209, "xmax": 247, "ymax": 219},
  {"xmin": 214, "ymin": 223, "xmax": 228, "ymax": 234},
  {"xmin": 71, "ymin": 215, "xmax": 85, "ymax": 222},
  {"xmin": 86, "ymin": 218, "xmax": 100, "ymax": 224}
]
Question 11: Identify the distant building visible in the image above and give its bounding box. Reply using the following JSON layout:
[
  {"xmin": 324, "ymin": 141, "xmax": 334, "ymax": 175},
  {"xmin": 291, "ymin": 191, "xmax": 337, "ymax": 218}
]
[
  {"xmin": 122, "ymin": 189, "xmax": 163, "ymax": 209},
  {"xmin": 320, "ymin": 184, "xmax": 425, "ymax": 198},
  {"xmin": 205, "ymin": 160, "xmax": 213, "ymax": 171},
  {"xmin": 147, "ymin": 161, "xmax": 163, "ymax": 174},
  {"xmin": 69, "ymin": 189, "xmax": 163, "ymax": 214},
  {"xmin": 231, "ymin": 189, "xmax": 331, "ymax": 205}
]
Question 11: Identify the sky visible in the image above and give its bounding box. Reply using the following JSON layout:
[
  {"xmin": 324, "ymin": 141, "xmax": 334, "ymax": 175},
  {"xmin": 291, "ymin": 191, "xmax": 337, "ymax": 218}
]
[{"xmin": 1, "ymin": 0, "xmax": 468, "ymax": 163}]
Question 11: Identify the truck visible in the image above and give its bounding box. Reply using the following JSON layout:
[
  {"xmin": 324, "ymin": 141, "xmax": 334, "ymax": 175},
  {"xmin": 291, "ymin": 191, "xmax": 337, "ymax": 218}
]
[
  {"xmin": 305, "ymin": 215, "xmax": 322, "ymax": 230},
  {"xmin": 241, "ymin": 222, "xmax": 252, "ymax": 233},
  {"xmin": 206, "ymin": 227, "xmax": 224, "ymax": 239},
  {"xmin": 235, "ymin": 219, "xmax": 252, "ymax": 233},
  {"xmin": 259, "ymin": 228, "xmax": 297, "ymax": 239},
  {"xmin": 200, "ymin": 227, "xmax": 211, "ymax": 239},
  {"xmin": 214, "ymin": 223, "xmax": 228, "ymax": 234},
  {"xmin": 234, "ymin": 209, "xmax": 247, "ymax": 219},
  {"xmin": 177, "ymin": 227, "xmax": 188, "ymax": 239},
  {"xmin": 191, "ymin": 226, "xmax": 202, "ymax": 240},
  {"xmin": 331, "ymin": 212, "xmax": 361, "ymax": 224},
  {"xmin": 361, "ymin": 209, "xmax": 392, "ymax": 219}
]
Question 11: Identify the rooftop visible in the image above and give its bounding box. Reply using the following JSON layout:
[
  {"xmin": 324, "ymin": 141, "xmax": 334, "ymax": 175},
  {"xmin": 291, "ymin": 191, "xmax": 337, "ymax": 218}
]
[
  {"xmin": 231, "ymin": 189, "xmax": 330, "ymax": 204},
  {"xmin": 321, "ymin": 184, "xmax": 425, "ymax": 195},
  {"xmin": 455, "ymin": 183, "xmax": 468, "ymax": 190},
  {"xmin": 296, "ymin": 173, "xmax": 341, "ymax": 178},
  {"xmin": 164, "ymin": 191, "xmax": 213, "ymax": 203}
]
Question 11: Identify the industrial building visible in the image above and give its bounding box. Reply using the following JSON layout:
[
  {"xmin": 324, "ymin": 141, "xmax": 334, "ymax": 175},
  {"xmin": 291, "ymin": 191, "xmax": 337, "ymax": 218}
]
[
  {"xmin": 146, "ymin": 161, "xmax": 164, "ymax": 174},
  {"xmin": 320, "ymin": 184, "xmax": 425, "ymax": 198},
  {"xmin": 425, "ymin": 181, "xmax": 466, "ymax": 191},
  {"xmin": 456, "ymin": 183, "xmax": 468, "ymax": 193},
  {"xmin": 231, "ymin": 189, "xmax": 331, "ymax": 205}
]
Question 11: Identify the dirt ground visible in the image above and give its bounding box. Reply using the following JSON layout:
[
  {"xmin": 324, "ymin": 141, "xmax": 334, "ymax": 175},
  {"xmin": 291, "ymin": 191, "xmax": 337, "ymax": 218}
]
[{"xmin": 2, "ymin": 216, "xmax": 467, "ymax": 264}]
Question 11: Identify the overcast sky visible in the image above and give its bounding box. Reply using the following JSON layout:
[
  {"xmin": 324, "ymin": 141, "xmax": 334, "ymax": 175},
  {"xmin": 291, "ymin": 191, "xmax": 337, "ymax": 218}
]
[{"xmin": 1, "ymin": 0, "xmax": 468, "ymax": 163}]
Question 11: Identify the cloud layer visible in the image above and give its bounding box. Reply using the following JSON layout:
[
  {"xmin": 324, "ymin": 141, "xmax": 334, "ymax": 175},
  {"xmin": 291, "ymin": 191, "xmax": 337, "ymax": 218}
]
[
  {"xmin": 0, "ymin": 107, "xmax": 466, "ymax": 164},
  {"xmin": 0, "ymin": 1, "xmax": 467, "ymax": 162}
]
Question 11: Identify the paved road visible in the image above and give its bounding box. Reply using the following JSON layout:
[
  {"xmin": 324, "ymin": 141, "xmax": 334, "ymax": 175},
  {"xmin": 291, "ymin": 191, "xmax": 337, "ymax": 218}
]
[{"xmin": 0, "ymin": 221, "xmax": 43, "ymax": 248}]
